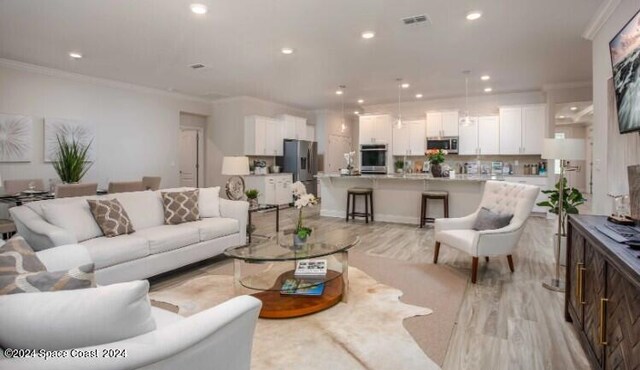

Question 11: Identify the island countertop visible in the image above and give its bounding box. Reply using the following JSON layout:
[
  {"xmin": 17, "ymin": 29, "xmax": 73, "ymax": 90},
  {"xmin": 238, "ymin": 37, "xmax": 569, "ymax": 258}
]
[{"xmin": 316, "ymin": 172, "xmax": 506, "ymax": 182}]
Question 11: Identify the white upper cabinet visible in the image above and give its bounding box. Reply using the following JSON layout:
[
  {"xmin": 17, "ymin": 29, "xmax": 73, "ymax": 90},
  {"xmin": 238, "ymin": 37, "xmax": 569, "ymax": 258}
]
[
  {"xmin": 277, "ymin": 114, "xmax": 307, "ymax": 140},
  {"xmin": 477, "ymin": 116, "xmax": 500, "ymax": 155},
  {"xmin": 245, "ymin": 115, "xmax": 283, "ymax": 156},
  {"xmin": 521, "ymin": 105, "xmax": 545, "ymax": 154},
  {"xmin": 499, "ymin": 107, "xmax": 523, "ymax": 155},
  {"xmin": 426, "ymin": 111, "xmax": 459, "ymax": 137},
  {"xmin": 458, "ymin": 117, "xmax": 478, "ymax": 155},
  {"xmin": 359, "ymin": 115, "xmax": 392, "ymax": 145},
  {"xmin": 499, "ymin": 105, "xmax": 545, "ymax": 155},
  {"xmin": 393, "ymin": 120, "xmax": 425, "ymax": 155}
]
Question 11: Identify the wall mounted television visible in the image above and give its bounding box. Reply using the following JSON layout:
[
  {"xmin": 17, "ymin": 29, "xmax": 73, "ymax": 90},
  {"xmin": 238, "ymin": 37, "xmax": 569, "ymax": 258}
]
[{"xmin": 610, "ymin": 8, "xmax": 640, "ymax": 134}]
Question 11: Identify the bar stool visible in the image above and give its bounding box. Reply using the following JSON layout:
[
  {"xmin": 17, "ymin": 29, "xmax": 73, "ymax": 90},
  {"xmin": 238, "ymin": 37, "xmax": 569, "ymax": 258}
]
[
  {"xmin": 346, "ymin": 187, "xmax": 374, "ymax": 223},
  {"xmin": 420, "ymin": 191, "xmax": 449, "ymax": 227}
]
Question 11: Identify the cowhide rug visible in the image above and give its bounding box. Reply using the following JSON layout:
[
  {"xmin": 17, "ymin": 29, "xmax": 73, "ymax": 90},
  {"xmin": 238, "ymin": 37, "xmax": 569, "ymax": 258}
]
[{"xmin": 149, "ymin": 267, "xmax": 440, "ymax": 370}]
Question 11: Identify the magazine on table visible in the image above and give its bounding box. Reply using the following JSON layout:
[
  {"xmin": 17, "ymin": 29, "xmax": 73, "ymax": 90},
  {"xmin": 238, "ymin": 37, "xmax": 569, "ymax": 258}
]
[
  {"xmin": 280, "ymin": 278, "xmax": 325, "ymax": 296},
  {"xmin": 294, "ymin": 259, "xmax": 327, "ymax": 279}
]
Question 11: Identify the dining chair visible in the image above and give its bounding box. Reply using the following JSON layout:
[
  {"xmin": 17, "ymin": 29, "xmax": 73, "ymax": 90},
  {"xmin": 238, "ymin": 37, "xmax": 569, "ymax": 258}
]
[
  {"xmin": 55, "ymin": 183, "xmax": 98, "ymax": 198},
  {"xmin": 108, "ymin": 181, "xmax": 145, "ymax": 194},
  {"xmin": 3, "ymin": 179, "xmax": 45, "ymax": 195},
  {"xmin": 142, "ymin": 176, "xmax": 162, "ymax": 191}
]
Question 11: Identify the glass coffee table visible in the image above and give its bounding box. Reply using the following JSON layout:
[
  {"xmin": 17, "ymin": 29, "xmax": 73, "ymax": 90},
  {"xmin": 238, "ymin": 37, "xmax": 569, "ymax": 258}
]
[{"xmin": 224, "ymin": 229, "xmax": 359, "ymax": 318}]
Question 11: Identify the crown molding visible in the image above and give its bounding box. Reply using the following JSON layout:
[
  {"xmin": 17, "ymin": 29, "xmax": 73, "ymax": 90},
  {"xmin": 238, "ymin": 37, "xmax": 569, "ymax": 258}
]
[
  {"xmin": 542, "ymin": 81, "xmax": 592, "ymax": 92},
  {"xmin": 582, "ymin": 0, "xmax": 621, "ymax": 40},
  {"xmin": 0, "ymin": 58, "xmax": 212, "ymax": 104}
]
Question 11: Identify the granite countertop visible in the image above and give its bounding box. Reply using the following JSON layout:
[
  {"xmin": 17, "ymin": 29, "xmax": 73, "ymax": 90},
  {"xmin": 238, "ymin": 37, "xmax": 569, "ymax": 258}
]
[
  {"xmin": 316, "ymin": 173, "xmax": 505, "ymax": 182},
  {"xmin": 246, "ymin": 173, "xmax": 293, "ymax": 177}
]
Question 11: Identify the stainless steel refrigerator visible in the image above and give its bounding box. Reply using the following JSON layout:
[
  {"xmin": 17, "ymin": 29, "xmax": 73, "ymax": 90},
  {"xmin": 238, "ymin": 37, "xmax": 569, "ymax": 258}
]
[{"xmin": 277, "ymin": 139, "xmax": 318, "ymax": 196}]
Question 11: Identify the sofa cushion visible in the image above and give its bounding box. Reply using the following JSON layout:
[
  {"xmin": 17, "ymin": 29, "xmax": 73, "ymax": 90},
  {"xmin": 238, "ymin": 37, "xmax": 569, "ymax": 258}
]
[
  {"xmin": 161, "ymin": 190, "xmax": 200, "ymax": 225},
  {"xmin": 0, "ymin": 263, "xmax": 95, "ymax": 295},
  {"xmin": 436, "ymin": 230, "xmax": 479, "ymax": 255},
  {"xmin": 113, "ymin": 191, "xmax": 165, "ymax": 230},
  {"xmin": 0, "ymin": 236, "xmax": 46, "ymax": 276},
  {"xmin": 134, "ymin": 225, "xmax": 200, "ymax": 254},
  {"xmin": 87, "ymin": 198, "xmax": 135, "ymax": 237},
  {"xmin": 41, "ymin": 200, "xmax": 103, "ymax": 242},
  {"xmin": 199, "ymin": 187, "xmax": 221, "ymax": 218},
  {"xmin": 81, "ymin": 235, "xmax": 150, "ymax": 269},
  {"xmin": 187, "ymin": 217, "xmax": 240, "ymax": 241},
  {"xmin": 0, "ymin": 280, "xmax": 156, "ymax": 351}
]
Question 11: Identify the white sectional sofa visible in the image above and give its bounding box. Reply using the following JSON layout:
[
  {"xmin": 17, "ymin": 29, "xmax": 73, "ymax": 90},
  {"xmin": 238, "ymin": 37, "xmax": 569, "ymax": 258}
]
[{"xmin": 9, "ymin": 188, "xmax": 249, "ymax": 285}]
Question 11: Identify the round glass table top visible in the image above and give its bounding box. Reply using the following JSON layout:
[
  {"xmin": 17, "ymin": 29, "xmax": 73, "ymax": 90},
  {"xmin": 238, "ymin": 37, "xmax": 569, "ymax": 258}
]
[{"xmin": 225, "ymin": 229, "xmax": 359, "ymax": 262}]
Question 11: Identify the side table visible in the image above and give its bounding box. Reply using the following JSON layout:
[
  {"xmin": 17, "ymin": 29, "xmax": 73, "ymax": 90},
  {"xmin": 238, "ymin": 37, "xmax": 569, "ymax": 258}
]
[{"xmin": 247, "ymin": 204, "xmax": 280, "ymax": 243}]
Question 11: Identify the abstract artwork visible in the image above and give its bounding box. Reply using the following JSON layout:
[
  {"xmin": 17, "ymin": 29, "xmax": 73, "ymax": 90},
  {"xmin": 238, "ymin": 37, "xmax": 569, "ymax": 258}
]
[
  {"xmin": 44, "ymin": 118, "xmax": 96, "ymax": 162},
  {"xmin": 0, "ymin": 113, "xmax": 33, "ymax": 162}
]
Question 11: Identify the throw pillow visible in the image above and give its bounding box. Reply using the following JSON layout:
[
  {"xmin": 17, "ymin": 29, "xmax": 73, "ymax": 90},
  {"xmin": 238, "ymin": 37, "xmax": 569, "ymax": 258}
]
[
  {"xmin": 199, "ymin": 186, "xmax": 221, "ymax": 218},
  {"xmin": 472, "ymin": 207, "xmax": 514, "ymax": 231},
  {"xmin": 161, "ymin": 189, "xmax": 200, "ymax": 225},
  {"xmin": 0, "ymin": 263, "xmax": 95, "ymax": 295},
  {"xmin": 87, "ymin": 198, "xmax": 135, "ymax": 237},
  {"xmin": 0, "ymin": 280, "xmax": 156, "ymax": 351},
  {"xmin": 41, "ymin": 200, "xmax": 104, "ymax": 242},
  {"xmin": 0, "ymin": 236, "xmax": 46, "ymax": 276}
]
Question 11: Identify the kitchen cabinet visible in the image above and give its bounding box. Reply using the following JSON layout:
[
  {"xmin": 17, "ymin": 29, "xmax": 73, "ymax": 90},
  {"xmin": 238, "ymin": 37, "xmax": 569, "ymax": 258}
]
[
  {"xmin": 458, "ymin": 117, "xmax": 478, "ymax": 155},
  {"xmin": 457, "ymin": 116, "xmax": 499, "ymax": 155},
  {"xmin": 392, "ymin": 120, "xmax": 425, "ymax": 156},
  {"xmin": 244, "ymin": 174, "xmax": 293, "ymax": 205},
  {"xmin": 245, "ymin": 116, "xmax": 283, "ymax": 156},
  {"xmin": 426, "ymin": 111, "xmax": 459, "ymax": 138},
  {"xmin": 278, "ymin": 114, "xmax": 307, "ymax": 140},
  {"xmin": 359, "ymin": 115, "xmax": 392, "ymax": 145},
  {"xmin": 566, "ymin": 216, "xmax": 640, "ymax": 370},
  {"xmin": 499, "ymin": 105, "xmax": 545, "ymax": 155}
]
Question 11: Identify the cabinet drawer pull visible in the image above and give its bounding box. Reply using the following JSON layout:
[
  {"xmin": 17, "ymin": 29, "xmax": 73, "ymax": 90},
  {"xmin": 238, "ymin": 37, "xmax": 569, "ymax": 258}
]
[
  {"xmin": 577, "ymin": 263, "xmax": 586, "ymax": 305},
  {"xmin": 599, "ymin": 298, "xmax": 608, "ymax": 346}
]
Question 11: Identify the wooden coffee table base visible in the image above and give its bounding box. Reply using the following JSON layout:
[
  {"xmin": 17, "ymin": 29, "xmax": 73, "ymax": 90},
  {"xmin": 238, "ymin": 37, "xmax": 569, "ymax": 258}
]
[{"xmin": 252, "ymin": 270, "xmax": 344, "ymax": 319}]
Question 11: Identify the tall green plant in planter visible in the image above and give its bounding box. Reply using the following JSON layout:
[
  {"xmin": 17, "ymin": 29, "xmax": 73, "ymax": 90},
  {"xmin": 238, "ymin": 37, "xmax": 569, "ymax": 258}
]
[
  {"xmin": 537, "ymin": 177, "xmax": 586, "ymax": 235},
  {"xmin": 52, "ymin": 135, "xmax": 93, "ymax": 183}
]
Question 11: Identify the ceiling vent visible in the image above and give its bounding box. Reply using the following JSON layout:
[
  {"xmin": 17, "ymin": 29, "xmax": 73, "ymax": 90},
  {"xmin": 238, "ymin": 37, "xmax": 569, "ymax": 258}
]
[
  {"xmin": 189, "ymin": 63, "xmax": 206, "ymax": 70},
  {"xmin": 402, "ymin": 14, "xmax": 431, "ymax": 26}
]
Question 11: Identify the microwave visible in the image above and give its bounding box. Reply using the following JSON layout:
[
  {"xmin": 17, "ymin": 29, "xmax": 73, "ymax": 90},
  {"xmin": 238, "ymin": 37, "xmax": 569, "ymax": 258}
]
[{"xmin": 426, "ymin": 137, "xmax": 458, "ymax": 154}]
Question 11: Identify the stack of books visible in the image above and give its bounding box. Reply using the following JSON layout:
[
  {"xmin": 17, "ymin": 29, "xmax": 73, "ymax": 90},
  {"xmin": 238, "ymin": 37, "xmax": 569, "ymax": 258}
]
[
  {"xmin": 279, "ymin": 259, "xmax": 328, "ymax": 296},
  {"xmin": 294, "ymin": 259, "xmax": 327, "ymax": 280},
  {"xmin": 280, "ymin": 279, "xmax": 324, "ymax": 296}
]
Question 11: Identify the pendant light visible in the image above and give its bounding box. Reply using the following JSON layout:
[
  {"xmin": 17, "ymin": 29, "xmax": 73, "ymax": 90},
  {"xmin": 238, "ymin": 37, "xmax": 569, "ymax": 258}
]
[
  {"xmin": 460, "ymin": 71, "xmax": 473, "ymax": 127},
  {"xmin": 339, "ymin": 85, "xmax": 346, "ymax": 133},
  {"xmin": 396, "ymin": 78, "xmax": 403, "ymax": 129}
]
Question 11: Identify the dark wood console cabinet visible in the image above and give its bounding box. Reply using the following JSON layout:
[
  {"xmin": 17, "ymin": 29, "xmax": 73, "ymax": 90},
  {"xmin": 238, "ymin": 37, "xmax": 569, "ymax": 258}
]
[{"xmin": 566, "ymin": 215, "xmax": 640, "ymax": 370}]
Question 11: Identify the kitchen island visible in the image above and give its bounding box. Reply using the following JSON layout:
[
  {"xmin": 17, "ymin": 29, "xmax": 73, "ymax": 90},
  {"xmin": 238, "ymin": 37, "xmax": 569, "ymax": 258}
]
[{"xmin": 317, "ymin": 173, "xmax": 506, "ymax": 225}]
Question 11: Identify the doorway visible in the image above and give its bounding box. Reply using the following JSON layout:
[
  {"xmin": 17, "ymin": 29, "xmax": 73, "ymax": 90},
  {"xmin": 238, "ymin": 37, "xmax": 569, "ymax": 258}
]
[{"xmin": 179, "ymin": 112, "xmax": 207, "ymax": 187}]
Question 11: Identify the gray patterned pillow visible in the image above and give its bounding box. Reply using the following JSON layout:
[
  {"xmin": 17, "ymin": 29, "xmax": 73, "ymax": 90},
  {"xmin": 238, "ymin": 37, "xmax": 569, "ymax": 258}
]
[
  {"xmin": 472, "ymin": 207, "xmax": 514, "ymax": 231},
  {"xmin": 87, "ymin": 199, "xmax": 134, "ymax": 237},
  {"xmin": 0, "ymin": 263, "xmax": 95, "ymax": 295},
  {"xmin": 0, "ymin": 236, "xmax": 46, "ymax": 276},
  {"xmin": 161, "ymin": 190, "xmax": 200, "ymax": 225}
]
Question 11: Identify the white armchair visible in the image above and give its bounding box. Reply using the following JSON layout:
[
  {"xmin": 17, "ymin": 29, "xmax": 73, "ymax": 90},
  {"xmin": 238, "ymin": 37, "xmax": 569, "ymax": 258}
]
[{"xmin": 433, "ymin": 181, "xmax": 539, "ymax": 283}]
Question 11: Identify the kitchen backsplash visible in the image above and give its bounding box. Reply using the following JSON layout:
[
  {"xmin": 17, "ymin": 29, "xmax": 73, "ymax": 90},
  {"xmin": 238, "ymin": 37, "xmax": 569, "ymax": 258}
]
[{"xmin": 393, "ymin": 154, "xmax": 546, "ymax": 175}]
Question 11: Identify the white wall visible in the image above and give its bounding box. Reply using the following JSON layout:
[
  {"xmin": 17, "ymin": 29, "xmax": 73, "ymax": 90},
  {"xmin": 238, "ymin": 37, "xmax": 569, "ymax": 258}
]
[
  {"xmin": 313, "ymin": 110, "xmax": 356, "ymax": 172},
  {"xmin": 0, "ymin": 62, "xmax": 211, "ymax": 190},
  {"xmin": 592, "ymin": 0, "xmax": 640, "ymax": 214}
]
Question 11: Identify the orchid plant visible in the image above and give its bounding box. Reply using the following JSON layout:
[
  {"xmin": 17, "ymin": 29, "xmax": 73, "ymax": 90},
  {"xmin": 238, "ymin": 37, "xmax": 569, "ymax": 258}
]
[
  {"xmin": 291, "ymin": 181, "xmax": 317, "ymax": 240},
  {"xmin": 343, "ymin": 151, "xmax": 356, "ymax": 170}
]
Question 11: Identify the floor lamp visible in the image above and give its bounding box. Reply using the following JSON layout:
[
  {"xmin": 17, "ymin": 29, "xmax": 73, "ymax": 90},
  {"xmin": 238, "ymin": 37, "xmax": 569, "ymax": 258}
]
[
  {"xmin": 541, "ymin": 138, "xmax": 585, "ymax": 292},
  {"xmin": 222, "ymin": 156, "xmax": 250, "ymax": 201}
]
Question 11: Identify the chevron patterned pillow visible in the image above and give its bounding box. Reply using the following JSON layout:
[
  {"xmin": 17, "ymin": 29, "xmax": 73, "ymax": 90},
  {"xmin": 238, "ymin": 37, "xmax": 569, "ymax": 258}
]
[
  {"xmin": 0, "ymin": 236, "xmax": 46, "ymax": 276},
  {"xmin": 0, "ymin": 263, "xmax": 95, "ymax": 295},
  {"xmin": 87, "ymin": 199, "xmax": 135, "ymax": 237},
  {"xmin": 161, "ymin": 189, "xmax": 200, "ymax": 225}
]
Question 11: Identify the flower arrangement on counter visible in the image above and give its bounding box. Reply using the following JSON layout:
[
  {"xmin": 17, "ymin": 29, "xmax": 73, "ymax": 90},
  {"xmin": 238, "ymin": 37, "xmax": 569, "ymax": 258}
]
[
  {"xmin": 426, "ymin": 149, "xmax": 447, "ymax": 164},
  {"xmin": 291, "ymin": 181, "xmax": 318, "ymax": 245}
]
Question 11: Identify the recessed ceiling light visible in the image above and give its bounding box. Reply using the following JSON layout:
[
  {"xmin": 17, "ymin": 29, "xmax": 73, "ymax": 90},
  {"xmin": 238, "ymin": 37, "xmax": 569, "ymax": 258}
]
[
  {"xmin": 336, "ymin": 90, "xmax": 343, "ymax": 95},
  {"xmin": 415, "ymin": 93, "xmax": 423, "ymax": 98},
  {"xmin": 481, "ymin": 75, "xmax": 490, "ymax": 81},
  {"xmin": 466, "ymin": 11, "xmax": 482, "ymax": 21},
  {"xmin": 190, "ymin": 3, "xmax": 208, "ymax": 15},
  {"xmin": 354, "ymin": 111, "xmax": 360, "ymax": 115},
  {"xmin": 570, "ymin": 106, "xmax": 578, "ymax": 111},
  {"xmin": 281, "ymin": 47, "xmax": 294, "ymax": 55},
  {"xmin": 558, "ymin": 115, "xmax": 566, "ymax": 119},
  {"xmin": 69, "ymin": 52, "xmax": 83, "ymax": 59},
  {"xmin": 357, "ymin": 99, "xmax": 364, "ymax": 104},
  {"xmin": 361, "ymin": 31, "xmax": 375, "ymax": 39},
  {"xmin": 401, "ymin": 83, "xmax": 410, "ymax": 89},
  {"xmin": 484, "ymin": 87, "xmax": 493, "ymax": 93}
]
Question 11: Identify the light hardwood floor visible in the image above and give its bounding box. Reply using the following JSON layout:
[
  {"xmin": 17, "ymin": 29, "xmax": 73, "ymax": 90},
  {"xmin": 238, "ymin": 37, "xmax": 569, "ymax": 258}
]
[{"xmin": 151, "ymin": 204, "xmax": 590, "ymax": 369}]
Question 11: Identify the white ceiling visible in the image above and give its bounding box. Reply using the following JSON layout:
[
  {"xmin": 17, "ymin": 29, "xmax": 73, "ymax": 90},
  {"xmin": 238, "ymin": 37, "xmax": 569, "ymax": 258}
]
[
  {"xmin": 0, "ymin": 0, "xmax": 602, "ymax": 110},
  {"xmin": 555, "ymin": 101, "xmax": 594, "ymax": 125}
]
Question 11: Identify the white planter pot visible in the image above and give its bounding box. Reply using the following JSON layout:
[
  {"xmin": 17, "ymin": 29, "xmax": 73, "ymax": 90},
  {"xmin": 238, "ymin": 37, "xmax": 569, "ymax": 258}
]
[{"xmin": 555, "ymin": 234, "xmax": 567, "ymax": 267}]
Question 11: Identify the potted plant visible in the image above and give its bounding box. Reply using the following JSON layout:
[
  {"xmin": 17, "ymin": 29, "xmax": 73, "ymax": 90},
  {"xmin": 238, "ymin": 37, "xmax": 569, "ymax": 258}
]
[
  {"xmin": 537, "ymin": 177, "xmax": 586, "ymax": 265},
  {"xmin": 52, "ymin": 135, "xmax": 93, "ymax": 183},
  {"xmin": 245, "ymin": 189, "xmax": 260, "ymax": 208},
  {"xmin": 426, "ymin": 149, "xmax": 447, "ymax": 177},
  {"xmin": 291, "ymin": 181, "xmax": 317, "ymax": 247},
  {"xmin": 394, "ymin": 160, "xmax": 405, "ymax": 174}
]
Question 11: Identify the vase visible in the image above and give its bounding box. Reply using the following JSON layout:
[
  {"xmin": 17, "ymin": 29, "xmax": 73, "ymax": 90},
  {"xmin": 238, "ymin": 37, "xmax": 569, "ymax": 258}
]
[
  {"xmin": 293, "ymin": 234, "xmax": 307, "ymax": 247},
  {"xmin": 431, "ymin": 163, "xmax": 443, "ymax": 177}
]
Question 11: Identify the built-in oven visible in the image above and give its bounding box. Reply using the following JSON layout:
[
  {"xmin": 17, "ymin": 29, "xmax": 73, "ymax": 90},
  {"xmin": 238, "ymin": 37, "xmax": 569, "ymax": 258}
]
[
  {"xmin": 360, "ymin": 144, "xmax": 388, "ymax": 174},
  {"xmin": 426, "ymin": 137, "xmax": 458, "ymax": 154}
]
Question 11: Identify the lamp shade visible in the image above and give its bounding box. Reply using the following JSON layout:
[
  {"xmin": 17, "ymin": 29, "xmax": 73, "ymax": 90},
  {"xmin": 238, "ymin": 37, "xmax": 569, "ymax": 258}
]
[
  {"xmin": 541, "ymin": 138, "xmax": 585, "ymax": 160},
  {"xmin": 221, "ymin": 156, "xmax": 250, "ymax": 176}
]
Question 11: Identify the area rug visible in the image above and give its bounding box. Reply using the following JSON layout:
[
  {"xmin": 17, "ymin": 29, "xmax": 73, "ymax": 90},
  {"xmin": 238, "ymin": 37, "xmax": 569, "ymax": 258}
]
[{"xmin": 150, "ymin": 267, "xmax": 441, "ymax": 370}]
